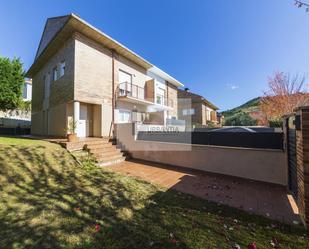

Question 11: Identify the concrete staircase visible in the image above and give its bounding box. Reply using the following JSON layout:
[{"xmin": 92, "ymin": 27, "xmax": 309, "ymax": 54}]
[{"xmin": 84, "ymin": 138, "xmax": 126, "ymax": 166}]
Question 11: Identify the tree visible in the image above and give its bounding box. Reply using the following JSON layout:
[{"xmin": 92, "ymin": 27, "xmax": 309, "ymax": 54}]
[
  {"xmin": 260, "ymin": 72, "xmax": 309, "ymax": 124},
  {"xmin": 0, "ymin": 56, "xmax": 25, "ymax": 111},
  {"xmin": 294, "ymin": 1, "xmax": 309, "ymax": 12},
  {"xmin": 223, "ymin": 112, "xmax": 257, "ymax": 126}
]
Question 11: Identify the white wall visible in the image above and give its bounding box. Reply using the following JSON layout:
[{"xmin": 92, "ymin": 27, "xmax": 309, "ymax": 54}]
[{"xmin": 23, "ymin": 82, "xmax": 32, "ymax": 101}]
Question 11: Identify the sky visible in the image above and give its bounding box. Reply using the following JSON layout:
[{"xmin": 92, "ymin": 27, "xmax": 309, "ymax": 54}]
[{"xmin": 1, "ymin": 0, "xmax": 309, "ymax": 111}]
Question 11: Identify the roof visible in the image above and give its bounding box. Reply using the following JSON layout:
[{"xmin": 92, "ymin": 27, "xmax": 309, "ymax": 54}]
[
  {"xmin": 27, "ymin": 13, "xmax": 183, "ymax": 87},
  {"xmin": 178, "ymin": 89, "xmax": 219, "ymax": 110}
]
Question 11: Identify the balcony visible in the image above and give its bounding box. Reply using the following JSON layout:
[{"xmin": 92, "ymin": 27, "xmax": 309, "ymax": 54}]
[
  {"xmin": 117, "ymin": 82, "xmax": 173, "ymax": 111},
  {"xmin": 118, "ymin": 82, "xmax": 146, "ymax": 101}
]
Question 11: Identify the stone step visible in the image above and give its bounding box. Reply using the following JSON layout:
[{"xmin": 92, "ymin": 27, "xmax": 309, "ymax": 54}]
[
  {"xmin": 96, "ymin": 155, "xmax": 126, "ymax": 166},
  {"xmin": 84, "ymin": 139, "xmax": 110, "ymax": 146},
  {"xmin": 88, "ymin": 145, "xmax": 120, "ymax": 153},
  {"xmin": 96, "ymin": 153, "xmax": 124, "ymax": 162},
  {"xmin": 85, "ymin": 143, "xmax": 115, "ymax": 150},
  {"xmin": 91, "ymin": 149, "xmax": 122, "ymax": 158},
  {"xmin": 82, "ymin": 139, "xmax": 124, "ymax": 166},
  {"xmin": 98, "ymin": 156, "xmax": 126, "ymax": 167}
]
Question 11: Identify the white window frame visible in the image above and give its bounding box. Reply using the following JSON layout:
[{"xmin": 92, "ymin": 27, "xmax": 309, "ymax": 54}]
[
  {"xmin": 59, "ymin": 61, "xmax": 65, "ymax": 78},
  {"xmin": 117, "ymin": 109, "xmax": 132, "ymax": 123},
  {"xmin": 182, "ymin": 108, "xmax": 195, "ymax": 116},
  {"xmin": 206, "ymin": 108, "xmax": 212, "ymax": 121},
  {"xmin": 156, "ymin": 87, "xmax": 165, "ymax": 105}
]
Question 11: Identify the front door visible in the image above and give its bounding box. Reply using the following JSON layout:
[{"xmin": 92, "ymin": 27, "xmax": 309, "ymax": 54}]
[{"xmin": 78, "ymin": 104, "xmax": 88, "ymax": 137}]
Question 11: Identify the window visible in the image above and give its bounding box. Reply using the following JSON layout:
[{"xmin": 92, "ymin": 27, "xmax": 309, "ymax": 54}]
[
  {"xmin": 119, "ymin": 82, "xmax": 132, "ymax": 96},
  {"xmin": 22, "ymin": 83, "xmax": 28, "ymax": 99},
  {"xmin": 182, "ymin": 108, "xmax": 195, "ymax": 116},
  {"xmin": 118, "ymin": 110, "xmax": 131, "ymax": 123},
  {"xmin": 156, "ymin": 87, "xmax": 165, "ymax": 105},
  {"xmin": 119, "ymin": 70, "xmax": 132, "ymax": 96},
  {"xmin": 119, "ymin": 70, "xmax": 132, "ymax": 84},
  {"xmin": 53, "ymin": 67, "xmax": 58, "ymax": 81},
  {"xmin": 59, "ymin": 61, "xmax": 65, "ymax": 78},
  {"xmin": 156, "ymin": 95, "xmax": 163, "ymax": 105},
  {"xmin": 206, "ymin": 109, "xmax": 211, "ymax": 121}
]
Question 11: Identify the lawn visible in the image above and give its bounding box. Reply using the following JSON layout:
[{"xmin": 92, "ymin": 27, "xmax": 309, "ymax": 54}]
[{"xmin": 0, "ymin": 136, "xmax": 307, "ymax": 249}]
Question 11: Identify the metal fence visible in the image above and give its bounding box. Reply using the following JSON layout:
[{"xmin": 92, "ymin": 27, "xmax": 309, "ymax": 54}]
[{"xmin": 137, "ymin": 131, "xmax": 284, "ymax": 150}]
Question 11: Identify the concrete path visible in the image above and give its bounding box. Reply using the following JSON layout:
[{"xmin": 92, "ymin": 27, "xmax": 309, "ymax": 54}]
[{"xmin": 108, "ymin": 159, "xmax": 301, "ymax": 224}]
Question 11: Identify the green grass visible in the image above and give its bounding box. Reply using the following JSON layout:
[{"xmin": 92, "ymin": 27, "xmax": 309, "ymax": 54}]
[{"xmin": 0, "ymin": 136, "xmax": 307, "ymax": 249}]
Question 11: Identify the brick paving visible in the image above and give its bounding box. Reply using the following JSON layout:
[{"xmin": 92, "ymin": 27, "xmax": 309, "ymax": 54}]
[{"xmin": 108, "ymin": 159, "xmax": 301, "ymax": 224}]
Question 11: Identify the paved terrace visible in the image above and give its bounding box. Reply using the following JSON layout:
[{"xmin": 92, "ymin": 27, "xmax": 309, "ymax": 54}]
[{"xmin": 108, "ymin": 159, "xmax": 301, "ymax": 225}]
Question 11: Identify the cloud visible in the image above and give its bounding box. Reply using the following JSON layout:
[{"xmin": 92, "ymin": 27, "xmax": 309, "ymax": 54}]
[{"xmin": 226, "ymin": 83, "xmax": 239, "ymax": 90}]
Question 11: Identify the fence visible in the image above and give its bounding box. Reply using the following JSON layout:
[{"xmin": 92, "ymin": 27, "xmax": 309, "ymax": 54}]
[
  {"xmin": 137, "ymin": 131, "xmax": 283, "ymax": 150},
  {"xmin": 0, "ymin": 127, "xmax": 31, "ymax": 135}
]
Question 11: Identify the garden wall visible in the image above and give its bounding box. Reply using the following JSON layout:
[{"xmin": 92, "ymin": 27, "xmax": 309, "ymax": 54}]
[{"xmin": 115, "ymin": 123, "xmax": 287, "ymax": 186}]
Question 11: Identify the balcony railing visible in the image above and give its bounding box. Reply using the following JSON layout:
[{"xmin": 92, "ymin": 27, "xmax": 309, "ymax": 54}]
[
  {"xmin": 118, "ymin": 82, "xmax": 174, "ymax": 107},
  {"xmin": 118, "ymin": 82, "xmax": 145, "ymax": 101}
]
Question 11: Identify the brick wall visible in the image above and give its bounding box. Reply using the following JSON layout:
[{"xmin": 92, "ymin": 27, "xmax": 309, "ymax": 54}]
[
  {"xmin": 74, "ymin": 33, "xmax": 113, "ymax": 104},
  {"xmin": 31, "ymin": 37, "xmax": 75, "ymax": 136},
  {"xmin": 296, "ymin": 111, "xmax": 305, "ymax": 223},
  {"xmin": 287, "ymin": 108, "xmax": 309, "ymax": 224},
  {"xmin": 300, "ymin": 109, "xmax": 309, "ymax": 224},
  {"xmin": 32, "ymin": 38, "xmax": 75, "ymax": 113}
]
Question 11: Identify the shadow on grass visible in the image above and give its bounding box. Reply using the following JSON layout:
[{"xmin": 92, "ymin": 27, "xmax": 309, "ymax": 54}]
[{"xmin": 0, "ymin": 142, "xmax": 307, "ymax": 249}]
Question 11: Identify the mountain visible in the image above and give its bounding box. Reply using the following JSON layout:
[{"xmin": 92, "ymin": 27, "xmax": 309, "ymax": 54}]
[
  {"xmin": 221, "ymin": 97, "xmax": 262, "ymax": 126},
  {"xmin": 222, "ymin": 97, "xmax": 261, "ymax": 116}
]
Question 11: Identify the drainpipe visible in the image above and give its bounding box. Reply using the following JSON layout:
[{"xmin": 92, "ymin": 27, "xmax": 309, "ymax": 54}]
[{"xmin": 111, "ymin": 49, "xmax": 115, "ymax": 138}]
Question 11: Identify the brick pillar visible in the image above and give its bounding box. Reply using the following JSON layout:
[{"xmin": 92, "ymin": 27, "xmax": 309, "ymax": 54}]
[{"xmin": 300, "ymin": 108, "xmax": 309, "ymax": 224}]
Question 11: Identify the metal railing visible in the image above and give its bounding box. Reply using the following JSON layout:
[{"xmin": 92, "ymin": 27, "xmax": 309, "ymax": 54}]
[
  {"xmin": 118, "ymin": 82, "xmax": 174, "ymax": 107},
  {"xmin": 118, "ymin": 82, "xmax": 145, "ymax": 100}
]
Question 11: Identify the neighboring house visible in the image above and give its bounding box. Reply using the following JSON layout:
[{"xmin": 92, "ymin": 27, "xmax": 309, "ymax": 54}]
[
  {"xmin": 23, "ymin": 79, "xmax": 32, "ymax": 101},
  {"xmin": 26, "ymin": 14, "xmax": 183, "ymax": 138},
  {"xmin": 178, "ymin": 88, "xmax": 219, "ymax": 127},
  {"xmin": 0, "ymin": 79, "xmax": 32, "ymax": 124}
]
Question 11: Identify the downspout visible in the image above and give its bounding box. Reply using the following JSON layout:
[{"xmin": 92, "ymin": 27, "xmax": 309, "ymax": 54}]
[{"xmin": 111, "ymin": 49, "xmax": 115, "ymax": 138}]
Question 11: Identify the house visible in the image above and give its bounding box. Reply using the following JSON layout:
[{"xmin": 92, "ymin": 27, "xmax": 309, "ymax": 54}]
[
  {"xmin": 0, "ymin": 79, "xmax": 32, "ymax": 124},
  {"xmin": 22, "ymin": 79, "xmax": 32, "ymax": 101},
  {"xmin": 26, "ymin": 14, "xmax": 183, "ymax": 138},
  {"xmin": 178, "ymin": 88, "xmax": 219, "ymax": 127}
]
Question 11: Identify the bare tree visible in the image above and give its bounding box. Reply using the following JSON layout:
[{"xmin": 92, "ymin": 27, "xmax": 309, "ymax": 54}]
[
  {"xmin": 294, "ymin": 1, "xmax": 309, "ymax": 12},
  {"xmin": 260, "ymin": 72, "xmax": 309, "ymax": 123}
]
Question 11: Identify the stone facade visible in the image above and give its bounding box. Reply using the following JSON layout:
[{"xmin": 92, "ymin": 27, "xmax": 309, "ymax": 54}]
[
  {"xmin": 31, "ymin": 37, "xmax": 75, "ymax": 136},
  {"xmin": 74, "ymin": 33, "xmax": 113, "ymax": 104}
]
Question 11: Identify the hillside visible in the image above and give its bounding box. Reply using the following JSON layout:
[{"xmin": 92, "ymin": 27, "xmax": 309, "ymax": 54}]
[
  {"xmin": 221, "ymin": 97, "xmax": 262, "ymax": 126},
  {"xmin": 222, "ymin": 97, "xmax": 261, "ymax": 117}
]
